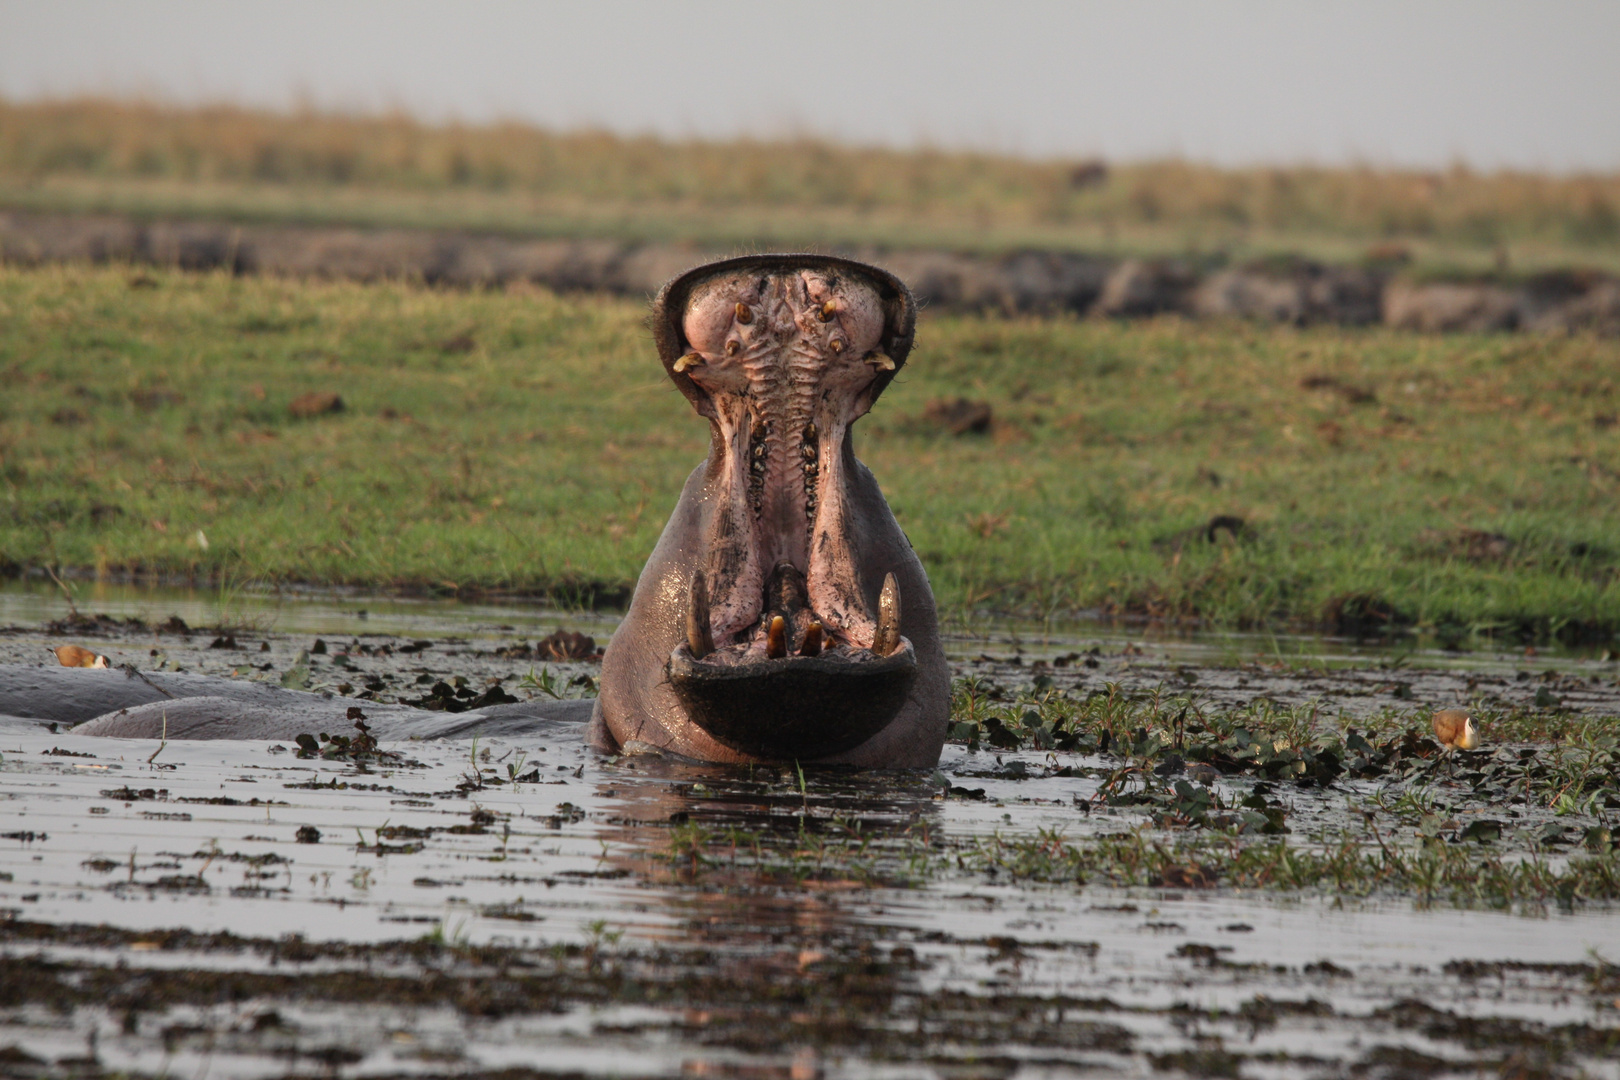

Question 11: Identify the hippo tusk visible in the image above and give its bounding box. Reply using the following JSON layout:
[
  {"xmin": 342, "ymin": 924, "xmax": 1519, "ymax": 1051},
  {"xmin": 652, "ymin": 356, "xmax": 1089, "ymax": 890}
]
[
  {"xmin": 873, "ymin": 573, "xmax": 901, "ymax": 657},
  {"xmin": 866, "ymin": 351, "xmax": 896, "ymax": 372},
  {"xmin": 765, "ymin": 615, "xmax": 788, "ymax": 659},
  {"xmin": 798, "ymin": 620, "xmax": 823, "ymax": 657},
  {"xmin": 673, "ymin": 352, "xmax": 704, "ymax": 373},
  {"xmin": 687, "ymin": 571, "xmax": 714, "ymax": 660}
]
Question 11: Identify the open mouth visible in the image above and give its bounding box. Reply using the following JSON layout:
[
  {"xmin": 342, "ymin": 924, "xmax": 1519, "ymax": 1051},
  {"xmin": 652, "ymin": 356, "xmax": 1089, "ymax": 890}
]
[{"xmin": 655, "ymin": 256, "xmax": 918, "ymax": 758}]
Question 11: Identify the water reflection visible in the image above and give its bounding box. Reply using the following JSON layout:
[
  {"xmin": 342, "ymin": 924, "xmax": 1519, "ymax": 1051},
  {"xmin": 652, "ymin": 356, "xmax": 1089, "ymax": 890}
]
[{"xmin": 4, "ymin": 578, "xmax": 1607, "ymax": 677}]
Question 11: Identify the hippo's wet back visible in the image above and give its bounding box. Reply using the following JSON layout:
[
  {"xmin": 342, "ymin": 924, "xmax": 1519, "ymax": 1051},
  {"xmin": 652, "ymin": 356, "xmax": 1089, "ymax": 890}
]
[{"xmin": 589, "ymin": 254, "xmax": 950, "ymax": 767}]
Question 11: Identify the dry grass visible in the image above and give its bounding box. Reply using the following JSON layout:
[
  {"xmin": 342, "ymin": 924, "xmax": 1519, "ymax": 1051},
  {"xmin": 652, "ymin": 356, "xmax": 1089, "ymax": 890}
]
[{"xmin": 3, "ymin": 98, "xmax": 1618, "ymax": 265}]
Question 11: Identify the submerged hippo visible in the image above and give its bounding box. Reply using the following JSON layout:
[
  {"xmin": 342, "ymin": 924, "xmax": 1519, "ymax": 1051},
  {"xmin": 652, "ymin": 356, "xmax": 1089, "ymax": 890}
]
[
  {"xmin": 0, "ymin": 254, "xmax": 948, "ymax": 767},
  {"xmin": 590, "ymin": 253, "xmax": 949, "ymax": 767}
]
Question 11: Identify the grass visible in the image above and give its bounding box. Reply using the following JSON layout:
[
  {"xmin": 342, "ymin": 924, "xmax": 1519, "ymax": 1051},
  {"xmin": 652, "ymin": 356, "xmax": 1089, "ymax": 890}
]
[
  {"xmin": 3, "ymin": 97, "xmax": 1620, "ymax": 275},
  {"xmin": 648, "ymin": 678, "xmax": 1620, "ymax": 909},
  {"xmin": 2, "ymin": 263, "xmax": 1619, "ymax": 639}
]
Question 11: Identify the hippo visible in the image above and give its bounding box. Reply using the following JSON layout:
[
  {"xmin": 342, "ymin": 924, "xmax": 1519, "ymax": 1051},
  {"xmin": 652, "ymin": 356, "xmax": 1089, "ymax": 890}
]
[
  {"xmin": 0, "ymin": 254, "xmax": 948, "ymax": 767},
  {"xmin": 590, "ymin": 253, "xmax": 949, "ymax": 767}
]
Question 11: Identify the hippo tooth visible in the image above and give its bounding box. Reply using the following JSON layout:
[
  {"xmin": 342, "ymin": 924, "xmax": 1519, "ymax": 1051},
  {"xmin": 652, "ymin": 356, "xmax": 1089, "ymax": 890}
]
[
  {"xmin": 673, "ymin": 352, "xmax": 704, "ymax": 373},
  {"xmin": 873, "ymin": 573, "xmax": 901, "ymax": 657},
  {"xmin": 818, "ymin": 300, "xmax": 838, "ymax": 321},
  {"xmin": 766, "ymin": 615, "xmax": 788, "ymax": 659},
  {"xmin": 735, "ymin": 301, "xmax": 753, "ymax": 324},
  {"xmin": 866, "ymin": 351, "xmax": 896, "ymax": 371},
  {"xmin": 798, "ymin": 620, "xmax": 823, "ymax": 658},
  {"xmin": 687, "ymin": 571, "xmax": 715, "ymax": 659}
]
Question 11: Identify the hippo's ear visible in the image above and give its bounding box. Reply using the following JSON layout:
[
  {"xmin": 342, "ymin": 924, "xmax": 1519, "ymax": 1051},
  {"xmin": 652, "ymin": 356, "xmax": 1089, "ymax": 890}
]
[
  {"xmin": 649, "ymin": 265, "xmax": 717, "ymax": 418},
  {"xmin": 650, "ymin": 254, "xmax": 916, "ymax": 417},
  {"xmin": 862, "ymin": 263, "xmax": 917, "ymax": 406}
]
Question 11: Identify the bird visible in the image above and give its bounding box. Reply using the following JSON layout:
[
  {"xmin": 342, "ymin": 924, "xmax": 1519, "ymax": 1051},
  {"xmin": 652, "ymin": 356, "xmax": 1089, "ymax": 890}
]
[
  {"xmin": 52, "ymin": 644, "xmax": 109, "ymax": 669},
  {"xmin": 1432, "ymin": 709, "xmax": 1478, "ymax": 751}
]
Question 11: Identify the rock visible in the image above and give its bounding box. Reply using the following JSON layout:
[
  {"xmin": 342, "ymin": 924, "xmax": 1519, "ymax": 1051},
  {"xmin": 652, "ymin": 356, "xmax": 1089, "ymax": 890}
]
[
  {"xmin": 1323, "ymin": 593, "xmax": 1401, "ymax": 636},
  {"xmin": 1194, "ymin": 260, "xmax": 1384, "ymax": 325},
  {"xmin": 1298, "ymin": 374, "xmax": 1376, "ymax": 405},
  {"xmin": 288, "ymin": 392, "xmax": 343, "ymax": 418},
  {"xmin": 988, "ymin": 250, "xmax": 1110, "ymax": 314},
  {"xmin": 875, "ymin": 249, "xmax": 1008, "ymax": 313},
  {"xmin": 1, "ymin": 208, "xmax": 1609, "ymax": 336},
  {"xmin": 1092, "ymin": 259, "xmax": 1197, "ymax": 317},
  {"xmin": 1423, "ymin": 529, "xmax": 1514, "ymax": 562},
  {"xmin": 1068, "ymin": 160, "xmax": 1109, "ymax": 189},
  {"xmin": 1524, "ymin": 278, "xmax": 1620, "ymax": 337},
  {"xmin": 1203, "ymin": 515, "xmax": 1246, "ymax": 545},
  {"xmin": 145, "ymin": 221, "xmax": 245, "ymax": 272},
  {"xmin": 879, "ymin": 249, "xmax": 1107, "ymax": 316},
  {"xmin": 1193, "ymin": 268, "xmax": 1307, "ymax": 324},
  {"xmin": 538, "ymin": 629, "xmax": 598, "ymax": 660},
  {"xmin": 922, "ymin": 398, "xmax": 993, "ymax": 436},
  {"xmin": 1382, "ymin": 280, "xmax": 1519, "ymax": 332},
  {"xmin": 1512, "ymin": 269, "xmax": 1601, "ymax": 330},
  {"xmin": 0, "ymin": 211, "xmax": 142, "ymax": 265}
]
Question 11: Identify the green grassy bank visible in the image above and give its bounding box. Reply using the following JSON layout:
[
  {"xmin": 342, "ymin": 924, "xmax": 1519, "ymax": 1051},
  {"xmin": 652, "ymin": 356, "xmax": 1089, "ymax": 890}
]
[{"xmin": 1, "ymin": 265, "xmax": 1617, "ymax": 640}]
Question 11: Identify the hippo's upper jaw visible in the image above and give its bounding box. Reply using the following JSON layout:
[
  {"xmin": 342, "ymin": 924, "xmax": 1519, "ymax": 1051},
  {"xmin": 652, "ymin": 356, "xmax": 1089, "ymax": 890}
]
[
  {"xmin": 666, "ymin": 261, "xmax": 910, "ymax": 655},
  {"xmin": 660, "ymin": 259, "xmax": 919, "ymax": 758},
  {"xmin": 591, "ymin": 253, "xmax": 948, "ymax": 767}
]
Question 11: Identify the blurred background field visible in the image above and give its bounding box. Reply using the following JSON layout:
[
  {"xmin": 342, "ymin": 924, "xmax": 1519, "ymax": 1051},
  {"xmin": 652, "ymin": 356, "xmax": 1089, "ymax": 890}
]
[
  {"xmin": 2, "ymin": 6, "xmax": 1618, "ymax": 643},
  {"xmin": 3, "ymin": 264, "xmax": 1616, "ymax": 642},
  {"xmin": 3, "ymin": 98, "xmax": 1619, "ymax": 276}
]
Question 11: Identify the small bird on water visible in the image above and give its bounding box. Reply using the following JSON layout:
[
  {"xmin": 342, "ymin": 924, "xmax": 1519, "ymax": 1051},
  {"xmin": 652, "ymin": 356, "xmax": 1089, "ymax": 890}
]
[
  {"xmin": 1432, "ymin": 709, "xmax": 1478, "ymax": 751},
  {"xmin": 52, "ymin": 644, "xmax": 109, "ymax": 669}
]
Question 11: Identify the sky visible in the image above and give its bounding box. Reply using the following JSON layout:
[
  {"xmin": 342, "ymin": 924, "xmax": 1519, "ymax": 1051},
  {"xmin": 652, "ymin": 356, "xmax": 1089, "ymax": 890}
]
[{"xmin": 2, "ymin": 0, "xmax": 1618, "ymax": 172}]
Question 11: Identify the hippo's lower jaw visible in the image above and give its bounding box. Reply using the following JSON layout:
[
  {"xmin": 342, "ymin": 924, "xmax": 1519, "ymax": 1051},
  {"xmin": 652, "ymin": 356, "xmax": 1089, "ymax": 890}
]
[
  {"xmin": 667, "ymin": 638, "xmax": 918, "ymax": 761},
  {"xmin": 669, "ymin": 553, "xmax": 915, "ymax": 760}
]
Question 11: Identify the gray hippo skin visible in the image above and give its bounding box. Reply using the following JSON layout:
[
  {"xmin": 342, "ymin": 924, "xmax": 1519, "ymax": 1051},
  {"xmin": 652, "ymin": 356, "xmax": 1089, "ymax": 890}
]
[
  {"xmin": 589, "ymin": 254, "xmax": 950, "ymax": 767},
  {"xmin": 0, "ymin": 663, "xmax": 594, "ymax": 740}
]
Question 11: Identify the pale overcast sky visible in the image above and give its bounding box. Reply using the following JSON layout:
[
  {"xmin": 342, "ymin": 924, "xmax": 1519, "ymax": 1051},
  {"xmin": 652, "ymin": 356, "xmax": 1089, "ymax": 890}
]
[{"xmin": 2, "ymin": 0, "xmax": 1617, "ymax": 171}]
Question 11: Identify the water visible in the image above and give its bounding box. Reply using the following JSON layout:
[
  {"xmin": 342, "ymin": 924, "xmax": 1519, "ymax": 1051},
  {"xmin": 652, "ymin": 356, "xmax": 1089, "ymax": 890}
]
[
  {"xmin": 2, "ymin": 581, "xmax": 1618, "ymax": 1078},
  {"xmin": 3, "ymin": 578, "xmax": 1608, "ymax": 675}
]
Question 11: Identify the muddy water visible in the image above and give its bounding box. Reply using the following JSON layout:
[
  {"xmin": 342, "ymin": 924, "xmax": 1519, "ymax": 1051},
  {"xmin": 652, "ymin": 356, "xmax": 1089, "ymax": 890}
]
[{"xmin": 3, "ymin": 583, "xmax": 1619, "ymax": 1078}]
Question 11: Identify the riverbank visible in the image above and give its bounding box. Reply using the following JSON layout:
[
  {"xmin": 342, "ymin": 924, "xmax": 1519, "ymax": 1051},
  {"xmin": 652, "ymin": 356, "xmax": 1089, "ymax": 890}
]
[
  {"xmin": 5, "ymin": 209, "xmax": 1620, "ymax": 334},
  {"xmin": 2, "ymin": 264, "xmax": 1618, "ymax": 641}
]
